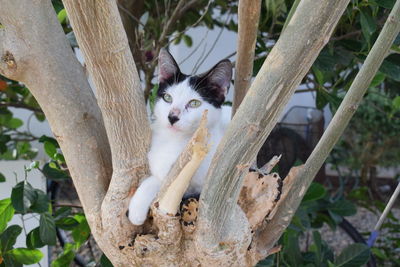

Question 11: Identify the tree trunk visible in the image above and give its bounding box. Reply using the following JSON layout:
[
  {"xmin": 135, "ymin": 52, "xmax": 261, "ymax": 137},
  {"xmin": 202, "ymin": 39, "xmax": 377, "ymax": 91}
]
[{"xmin": 0, "ymin": 0, "xmax": 113, "ymax": 258}]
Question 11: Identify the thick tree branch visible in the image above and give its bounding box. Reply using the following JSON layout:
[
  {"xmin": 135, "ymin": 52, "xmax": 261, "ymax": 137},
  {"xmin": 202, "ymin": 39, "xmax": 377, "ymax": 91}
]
[
  {"xmin": 62, "ymin": 0, "xmax": 151, "ymax": 264},
  {"xmin": 232, "ymin": 0, "xmax": 262, "ymax": 115},
  {"xmin": 256, "ymin": 0, "xmax": 400, "ymax": 253},
  {"xmin": 0, "ymin": 0, "xmax": 111, "ymax": 254},
  {"xmin": 199, "ymin": 0, "xmax": 351, "ymax": 245}
]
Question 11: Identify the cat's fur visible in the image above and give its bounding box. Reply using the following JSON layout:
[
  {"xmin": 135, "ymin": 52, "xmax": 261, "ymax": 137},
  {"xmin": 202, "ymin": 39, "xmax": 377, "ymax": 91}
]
[{"xmin": 128, "ymin": 48, "xmax": 232, "ymax": 225}]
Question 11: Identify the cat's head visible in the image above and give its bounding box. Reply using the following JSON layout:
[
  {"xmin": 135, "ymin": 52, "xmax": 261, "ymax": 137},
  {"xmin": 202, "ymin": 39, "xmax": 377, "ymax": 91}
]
[{"xmin": 153, "ymin": 48, "xmax": 232, "ymax": 135}]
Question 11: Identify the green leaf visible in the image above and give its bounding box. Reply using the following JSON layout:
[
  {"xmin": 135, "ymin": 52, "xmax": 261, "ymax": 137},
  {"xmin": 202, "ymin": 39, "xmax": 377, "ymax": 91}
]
[
  {"xmin": 392, "ymin": 96, "xmax": 400, "ymax": 111},
  {"xmin": 313, "ymin": 231, "xmax": 322, "ymax": 266},
  {"xmin": 328, "ymin": 199, "xmax": 357, "ymax": 217},
  {"xmin": 4, "ymin": 118, "xmax": 23, "ymax": 129},
  {"xmin": 360, "ymin": 10, "xmax": 376, "ymax": 42},
  {"xmin": 100, "ymin": 253, "xmax": 114, "ymax": 267},
  {"xmin": 375, "ymin": 0, "xmax": 395, "ymax": 9},
  {"xmin": 302, "ymin": 183, "xmax": 327, "ymax": 203},
  {"xmin": 0, "ymin": 173, "xmax": 5, "ymax": 183},
  {"xmin": 42, "ymin": 162, "xmax": 70, "ymax": 180},
  {"xmin": 38, "ymin": 136, "xmax": 59, "ymax": 148},
  {"xmin": 11, "ymin": 182, "xmax": 37, "ymax": 214},
  {"xmin": 56, "ymin": 217, "xmax": 79, "ymax": 230},
  {"xmin": 57, "ymin": 9, "xmax": 67, "ymax": 23},
  {"xmin": 0, "ymin": 225, "xmax": 22, "ymax": 253},
  {"xmin": 71, "ymin": 214, "xmax": 90, "ymax": 247},
  {"xmin": 26, "ymin": 228, "xmax": 45, "ymax": 249},
  {"xmin": 7, "ymin": 248, "xmax": 43, "ymax": 265},
  {"xmin": 1, "ymin": 253, "xmax": 22, "ymax": 267},
  {"xmin": 54, "ymin": 207, "xmax": 71, "ymax": 220},
  {"xmin": 51, "ymin": 250, "xmax": 75, "ymax": 267},
  {"xmin": 0, "ymin": 198, "xmax": 14, "ymax": 233},
  {"xmin": 335, "ymin": 243, "xmax": 370, "ymax": 267},
  {"xmin": 44, "ymin": 141, "xmax": 57, "ymax": 159},
  {"xmin": 380, "ymin": 60, "xmax": 400, "ymax": 81},
  {"xmin": 371, "ymin": 247, "xmax": 387, "ymax": 260},
  {"xmin": 30, "ymin": 190, "xmax": 49, "ymax": 214},
  {"xmin": 39, "ymin": 213, "xmax": 56, "ymax": 246},
  {"xmin": 369, "ymin": 72, "xmax": 385, "ymax": 88},
  {"xmin": 183, "ymin": 35, "xmax": 193, "ymax": 47},
  {"xmin": 26, "ymin": 161, "xmax": 39, "ymax": 172}
]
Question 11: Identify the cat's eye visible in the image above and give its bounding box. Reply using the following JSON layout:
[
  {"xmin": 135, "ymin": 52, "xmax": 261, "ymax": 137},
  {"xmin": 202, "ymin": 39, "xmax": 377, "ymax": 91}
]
[
  {"xmin": 188, "ymin": 99, "xmax": 202, "ymax": 108},
  {"xmin": 163, "ymin": 93, "xmax": 173, "ymax": 103}
]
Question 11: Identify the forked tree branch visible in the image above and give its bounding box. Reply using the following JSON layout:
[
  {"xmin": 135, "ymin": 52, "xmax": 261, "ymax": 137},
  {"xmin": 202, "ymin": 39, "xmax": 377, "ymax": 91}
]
[
  {"xmin": 62, "ymin": 0, "xmax": 151, "ymax": 264},
  {"xmin": 255, "ymin": 0, "xmax": 400, "ymax": 253},
  {"xmin": 0, "ymin": 0, "xmax": 112, "ymax": 255},
  {"xmin": 198, "ymin": 0, "xmax": 351, "ymax": 245},
  {"xmin": 232, "ymin": 0, "xmax": 262, "ymax": 115}
]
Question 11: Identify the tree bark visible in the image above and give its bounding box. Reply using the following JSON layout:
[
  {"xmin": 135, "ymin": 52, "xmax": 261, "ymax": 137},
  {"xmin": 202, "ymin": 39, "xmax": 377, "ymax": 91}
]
[
  {"xmin": 62, "ymin": 0, "xmax": 152, "ymax": 264},
  {"xmin": 199, "ymin": 0, "xmax": 351, "ymax": 246},
  {"xmin": 232, "ymin": 0, "xmax": 262, "ymax": 115},
  {"xmin": 0, "ymin": 0, "xmax": 112, "ymax": 257}
]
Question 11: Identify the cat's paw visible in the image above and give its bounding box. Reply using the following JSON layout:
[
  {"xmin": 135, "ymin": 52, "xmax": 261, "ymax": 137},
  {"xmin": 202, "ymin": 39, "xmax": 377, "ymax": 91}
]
[{"xmin": 128, "ymin": 195, "xmax": 151, "ymax": 225}]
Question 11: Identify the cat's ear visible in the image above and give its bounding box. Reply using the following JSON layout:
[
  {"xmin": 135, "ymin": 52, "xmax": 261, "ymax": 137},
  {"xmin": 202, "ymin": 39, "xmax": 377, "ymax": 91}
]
[
  {"xmin": 204, "ymin": 59, "xmax": 232, "ymax": 96},
  {"xmin": 158, "ymin": 48, "xmax": 181, "ymax": 83}
]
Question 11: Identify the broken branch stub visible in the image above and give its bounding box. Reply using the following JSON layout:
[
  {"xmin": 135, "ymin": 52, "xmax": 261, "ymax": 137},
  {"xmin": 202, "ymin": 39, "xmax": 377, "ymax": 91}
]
[{"xmin": 158, "ymin": 110, "xmax": 209, "ymax": 215}]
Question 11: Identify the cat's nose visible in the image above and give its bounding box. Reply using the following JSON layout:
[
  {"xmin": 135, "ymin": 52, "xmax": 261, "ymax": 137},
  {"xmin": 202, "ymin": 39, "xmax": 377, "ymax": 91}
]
[{"xmin": 168, "ymin": 114, "xmax": 180, "ymax": 125}]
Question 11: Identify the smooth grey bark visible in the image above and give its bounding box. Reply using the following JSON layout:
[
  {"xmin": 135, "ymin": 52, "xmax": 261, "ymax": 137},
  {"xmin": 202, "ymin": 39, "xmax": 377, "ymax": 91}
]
[
  {"xmin": 199, "ymin": 0, "xmax": 351, "ymax": 245},
  {"xmin": 62, "ymin": 0, "xmax": 151, "ymax": 265},
  {"xmin": 0, "ymin": 0, "xmax": 112, "ymax": 255}
]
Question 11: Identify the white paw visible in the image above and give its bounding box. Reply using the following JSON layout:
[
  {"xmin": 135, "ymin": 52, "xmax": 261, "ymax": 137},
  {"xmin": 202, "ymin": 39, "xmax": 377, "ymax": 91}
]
[{"xmin": 128, "ymin": 197, "xmax": 150, "ymax": 225}]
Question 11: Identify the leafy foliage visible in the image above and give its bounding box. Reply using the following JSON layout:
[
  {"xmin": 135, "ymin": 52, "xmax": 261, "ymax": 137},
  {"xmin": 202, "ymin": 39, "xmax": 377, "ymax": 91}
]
[{"xmin": 258, "ymin": 183, "xmax": 371, "ymax": 267}]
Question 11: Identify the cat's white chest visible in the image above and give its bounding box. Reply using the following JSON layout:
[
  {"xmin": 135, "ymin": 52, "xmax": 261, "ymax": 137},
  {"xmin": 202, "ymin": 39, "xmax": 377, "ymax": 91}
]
[
  {"xmin": 148, "ymin": 123, "xmax": 225, "ymax": 195},
  {"xmin": 148, "ymin": 131, "xmax": 188, "ymax": 180}
]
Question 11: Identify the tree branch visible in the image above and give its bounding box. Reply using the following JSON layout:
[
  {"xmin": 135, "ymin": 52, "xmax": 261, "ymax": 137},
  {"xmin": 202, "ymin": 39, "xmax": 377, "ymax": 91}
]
[
  {"xmin": 198, "ymin": 0, "xmax": 351, "ymax": 245},
  {"xmin": 0, "ymin": 0, "xmax": 112, "ymax": 255},
  {"xmin": 232, "ymin": 0, "xmax": 262, "ymax": 115},
  {"xmin": 256, "ymin": 0, "xmax": 400, "ymax": 254},
  {"xmin": 62, "ymin": 0, "xmax": 151, "ymax": 264}
]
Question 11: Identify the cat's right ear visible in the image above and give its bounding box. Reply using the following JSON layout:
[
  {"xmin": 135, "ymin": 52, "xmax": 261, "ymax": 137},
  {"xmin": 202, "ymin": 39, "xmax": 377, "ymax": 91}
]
[{"xmin": 158, "ymin": 48, "xmax": 181, "ymax": 83}]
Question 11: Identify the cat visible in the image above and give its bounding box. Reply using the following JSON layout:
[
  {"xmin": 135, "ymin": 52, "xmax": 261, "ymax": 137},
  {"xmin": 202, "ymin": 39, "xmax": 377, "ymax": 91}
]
[{"xmin": 128, "ymin": 48, "xmax": 232, "ymax": 225}]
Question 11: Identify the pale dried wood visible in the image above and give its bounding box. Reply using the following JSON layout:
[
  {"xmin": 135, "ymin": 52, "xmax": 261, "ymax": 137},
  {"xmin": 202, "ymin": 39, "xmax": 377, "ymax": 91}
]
[{"xmin": 158, "ymin": 111, "xmax": 209, "ymax": 215}]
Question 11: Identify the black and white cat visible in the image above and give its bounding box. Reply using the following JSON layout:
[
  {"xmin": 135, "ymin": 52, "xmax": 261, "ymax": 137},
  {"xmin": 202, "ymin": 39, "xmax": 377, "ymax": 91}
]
[{"xmin": 128, "ymin": 48, "xmax": 232, "ymax": 225}]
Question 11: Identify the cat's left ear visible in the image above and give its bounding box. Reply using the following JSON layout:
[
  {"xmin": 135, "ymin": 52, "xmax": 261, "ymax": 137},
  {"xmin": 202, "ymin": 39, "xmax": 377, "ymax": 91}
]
[
  {"xmin": 158, "ymin": 48, "xmax": 181, "ymax": 83},
  {"xmin": 204, "ymin": 59, "xmax": 232, "ymax": 96}
]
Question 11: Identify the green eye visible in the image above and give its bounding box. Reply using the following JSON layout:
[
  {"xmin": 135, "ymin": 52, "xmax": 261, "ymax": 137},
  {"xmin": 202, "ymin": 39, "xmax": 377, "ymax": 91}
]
[
  {"xmin": 188, "ymin": 99, "xmax": 202, "ymax": 108},
  {"xmin": 163, "ymin": 93, "xmax": 172, "ymax": 103}
]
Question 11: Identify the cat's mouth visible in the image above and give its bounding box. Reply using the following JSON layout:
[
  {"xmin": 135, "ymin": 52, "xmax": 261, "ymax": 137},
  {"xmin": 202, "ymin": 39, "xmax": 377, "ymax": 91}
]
[{"xmin": 167, "ymin": 125, "xmax": 182, "ymax": 132}]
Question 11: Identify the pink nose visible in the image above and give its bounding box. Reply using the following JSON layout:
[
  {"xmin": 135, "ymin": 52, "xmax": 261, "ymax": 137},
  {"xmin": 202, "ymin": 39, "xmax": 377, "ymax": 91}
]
[{"xmin": 170, "ymin": 108, "xmax": 181, "ymax": 117}]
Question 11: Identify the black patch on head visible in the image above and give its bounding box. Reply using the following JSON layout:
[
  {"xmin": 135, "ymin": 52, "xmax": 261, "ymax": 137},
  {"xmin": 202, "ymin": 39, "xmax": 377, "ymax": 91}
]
[
  {"xmin": 157, "ymin": 71, "xmax": 187, "ymax": 97},
  {"xmin": 156, "ymin": 48, "xmax": 232, "ymax": 107},
  {"xmin": 188, "ymin": 59, "xmax": 232, "ymax": 108},
  {"xmin": 188, "ymin": 76, "xmax": 225, "ymax": 108}
]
